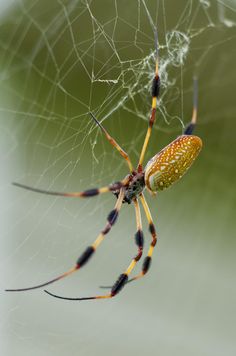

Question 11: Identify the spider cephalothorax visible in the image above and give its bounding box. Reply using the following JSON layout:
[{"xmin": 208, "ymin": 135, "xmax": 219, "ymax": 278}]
[
  {"xmin": 113, "ymin": 172, "xmax": 145, "ymax": 204},
  {"xmin": 6, "ymin": 24, "xmax": 202, "ymax": 302}
]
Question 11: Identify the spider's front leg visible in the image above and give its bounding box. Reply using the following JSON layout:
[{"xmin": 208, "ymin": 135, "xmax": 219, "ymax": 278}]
[
  {"xmin": 44, "ymin": 197, "xmax": 144, "ymax": 301},
  {"xmin": 126, "ymin": 193, "xmax": 157, "ymax": 284},
  {"xmin": 6, "ymin": 189, "xmax": 125, "ymax": 293},
  {"xmin": 105, "ymin": 198, "xmax": 145, "ymax": 297},
  {"xmin": 12, "ymin": 180, "xmax": 125, "ymax": 198}
]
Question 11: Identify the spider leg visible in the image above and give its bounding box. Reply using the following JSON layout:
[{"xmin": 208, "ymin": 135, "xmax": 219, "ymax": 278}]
[
  {"xmin": 44, "ymin": 197, "xmax": 144, "ymax": 301},
  {"xmin": 5, "ymin": 189, "xmax": 125, "ymax": 293},
  {"xmin": 127, "ymin": 193, "xmax": 157, "ymax": 285},
  {"xmin": 12, "ymin": 179, "xmax": 126, "ymax": 198},
  {"xmin": 137, "ymin": 33, "xmax": 160, "ymax": 171},
  {"xmin": 184, "ymin": 77, "xmax": 198, "ymax": 135},
  {"xmin": 99, "ymin": 197, "xmax": 144, "ymax": 289},
  {"xmin": 90, "ymin": 112, "xmax": 134, "ymax": 173}
]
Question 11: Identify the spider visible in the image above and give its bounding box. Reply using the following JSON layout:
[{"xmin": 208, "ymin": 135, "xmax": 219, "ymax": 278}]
[{"xmin": 5, "ymin": 32, "xmax": 202, "ymax": 302}]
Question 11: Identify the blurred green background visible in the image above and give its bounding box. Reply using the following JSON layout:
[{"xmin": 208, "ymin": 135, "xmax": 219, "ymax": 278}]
[{"xmin": 0, "ymin": 1, "xmax": 236, "ymax": 355}]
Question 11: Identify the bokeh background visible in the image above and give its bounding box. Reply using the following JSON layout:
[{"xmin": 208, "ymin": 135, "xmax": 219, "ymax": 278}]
[{"xmin": 1, "ymin": 1, "xmax": 236, "ymax": 355}]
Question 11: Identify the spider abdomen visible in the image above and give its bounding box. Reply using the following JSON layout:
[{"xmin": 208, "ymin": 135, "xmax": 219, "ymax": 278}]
[{"xmin": 144, "ymin": 135, "xmax": 202, "ymax": 192}]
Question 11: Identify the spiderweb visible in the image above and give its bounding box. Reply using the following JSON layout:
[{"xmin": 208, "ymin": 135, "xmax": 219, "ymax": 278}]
[{"xmin": 1, "ymin": 1, "xmax": 236, "ymax": 355}]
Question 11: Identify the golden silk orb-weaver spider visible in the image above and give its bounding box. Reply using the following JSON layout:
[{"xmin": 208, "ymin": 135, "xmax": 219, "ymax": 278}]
[{"xmin": 6, "ymin": 30, "xmax": 202, "ymax": 302}]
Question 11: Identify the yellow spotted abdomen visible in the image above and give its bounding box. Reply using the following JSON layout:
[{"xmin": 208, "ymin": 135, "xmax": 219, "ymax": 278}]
[{"xmin": 144, "ymin": 135, "xmax": 202, "ymax": 192}]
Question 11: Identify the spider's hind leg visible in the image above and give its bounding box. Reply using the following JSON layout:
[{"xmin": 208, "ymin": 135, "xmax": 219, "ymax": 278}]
[
  {"xmin": 184, "ymin": 77, "xmax": 198, "ymax": 135},
  {"xmin": 90, "ymin": 112, "xmax": 134, "ymax": 173}
]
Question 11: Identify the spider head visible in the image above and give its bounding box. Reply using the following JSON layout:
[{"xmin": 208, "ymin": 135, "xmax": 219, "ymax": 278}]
[{"xmin": 113, "ymin": 172, "xmax": 145, "ymax": 204}]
